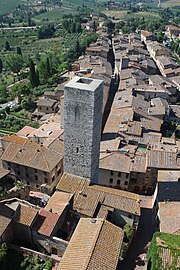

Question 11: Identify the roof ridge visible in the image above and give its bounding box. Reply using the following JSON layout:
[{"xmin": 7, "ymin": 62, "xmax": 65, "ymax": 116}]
[
  {"xmin": 85, "ymin": 219, "xmax": 104, "ymax": 269},
  {"xmin": 89, "ymin": 185, "xmax": 139, "ymax": 201},
  {"xmin": 40, "ymin": 146, "xmax": 50, "ymax": 171},
  {"xmin": 2, "ymin": 142, "xmax": 19, "ymax": 161}
]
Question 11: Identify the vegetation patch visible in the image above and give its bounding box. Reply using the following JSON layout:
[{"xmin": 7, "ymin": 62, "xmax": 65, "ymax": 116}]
[
  {"xmin": 147, "ymin": 232, "xmax": 180, "ymax": 270},
  {"xmin": 0, "ymin": 243, "xmax": 53, "ymax": 270}
]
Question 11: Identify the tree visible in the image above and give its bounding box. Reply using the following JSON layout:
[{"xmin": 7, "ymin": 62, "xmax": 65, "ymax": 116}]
[
  {"xmin": 37, "ymin": 24, "xmax": 55, "ymax": 39},
  {"xmin": 0, "ymin": 58, "xmax": 3, "ymax": 73},
  {"xmin": 11, "ymin": 83, "xmax": 30, "ymax": 101},
  {"xmin": 29, "ymin": 59, "xmax": 39, "ymax": 87},
  {"xmin": 5, "ymin": 41, "xmax": 10, "ymax": 51},
  {"xmin": 17, "ymin": 46, "xmax": 22, "ymax": 55},
  {"xmin": 6, "ymin": 54, "xmax": 24, "ymax": 75},
  {"xmin": 46, "ymin": 57, "xmax": 51, "ymax": 77},
  {"xmin": 0, "ymin": 243, "xmax": 8, "ymax": 262},
  {"xmin": 38, "ymin": 60, "xmax": 49, "ymax": 83},
  {"xmin": 75, "ymin": 40, "xmax": 80, "ymax": 59}
]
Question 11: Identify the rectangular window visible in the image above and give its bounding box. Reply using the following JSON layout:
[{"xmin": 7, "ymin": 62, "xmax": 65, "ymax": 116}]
[
  {"xmin": 57, "ymin": 169, "xmax": 61, "ymax": 176},
  {"xmin": 35, "ymin": 175, "xmax": 38, "ymax": 181},
  {"xmin": 117, "ymin": 180, "xmax": 121, "ymax": 185},
  {"xmin": 35, "ymin": 169, "xmax": 37, "ymax": 173},
  {"xmin": 125, "ymin": 180, "xmax": 128, "ymax": 186},
  {"xmin": 131, "ymin": 178, "xmax": 137, "ymax": 183},
  {"xmin": 126, "ymin": 173, "xmax": 129, "ymax": 178},
  {"xmin": 109, "ymin": 178, "xmax": 113, "ymax": 184},
  {"xmin": 76, "ymin": 147, "xmax": 79, "ymax": 153},
  {"xmin": 110, "ymin": 171, "xmax": 114, "ymax": 176},
  {"xmin": 118, "ymin": 172, "xmax": 121, "ymax": 177}
]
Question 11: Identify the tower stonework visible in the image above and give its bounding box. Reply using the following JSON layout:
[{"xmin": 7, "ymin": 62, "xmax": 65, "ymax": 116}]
[{"xmin": 64, "ymin": 76, "xmax": 103, "ymax": 183}]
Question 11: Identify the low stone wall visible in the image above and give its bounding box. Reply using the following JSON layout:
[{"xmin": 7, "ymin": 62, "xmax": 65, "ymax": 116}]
[
  {"xmin": 0, "ymin": 186, "xmax": 30, "ymax": 201},
  {"xmin": 9, "ymin": 243, "xmax": 60, "ymax": 264}
]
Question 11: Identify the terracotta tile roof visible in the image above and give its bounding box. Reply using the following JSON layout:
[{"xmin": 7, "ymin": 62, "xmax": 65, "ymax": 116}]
[
  {"xmin": 2, "ymin": 135, "xmax": 28, "ymax": 145},
  {"xmin": 130, "ymin": 154, "xmax": 147, "ymax": 173},
  {"xmin": 158, "ymin": 170, "xmax": 180, "ymax": 183},
  {"xmin": 33, "ymin": 209, "xmax": 60, "ymax": 237},
  {"xmin": 126, "ymin": 121, "xmax": 142, "ymax": 136},
  {"xmin": 56, "ymin": 173, "xmax": 90, "ymax": 194},
  {"xmin": 59, "ymin": 218, "xmax": 123, "ymax": 270},
  {"xmin": 97, "ymin": 205, "xmax": 114, "ymax": 219},
  {"xmin": 87, "ymin": 220, "xmax": 123, "ymax": 270},
  {"xmin": 74, "ymin": 188, "xmax": 104, "ymax": 217},
  {"xmin": 37, "ymin": 97, "xmax": 57, "ymax": 107},
  {"xmin": 141, "ymin": 30, "xmax": 153, "ymax": 37},
  {"xmin": 15, "ymin": 204, "xmax": 38, "ymax": 226},
  {"xmin": 1, "ymin": 140, "xmax": 63, "ymax": 172},
  {"xmin": 158, "ymin": 202, "xmax": 180, "ymax": 234},
  {"xmin": 166, "ymin": 25, "xmax": 180, "ymax": 31},
  {"xmin": 75, "ymin": 185, "xmax": 140, "ymax": 216},
  {"xmin": 147, "ymin": 149, "xmax": 179, "ymax": 169},
  {"xmin": 58, "ymin": 174, "xmax": 140, "ymax": 216},
  {"xmin": 86, "ymin": 47, "xmax": 102, "ymax": 52},
  {"xmin": 47, "ymin": 138, "xmax": 64, "ymax": 155},
  {"xmin": 92, "ymin": 185, "xmax": 140, "ymax": 216},
  {"xmin": 99, "ymin": 152, "xmax": 132, "ymax": 173},
  {"xmin": 16, "ymin": 126, "xmax": 36, "ymax": 138},
  {"xmin": 45, "ymin": 191, "xmax": 73, "ymax": 215},
  {"xmin": 0, "ymin": 215, "xmax": 12, "ymax": 236}
]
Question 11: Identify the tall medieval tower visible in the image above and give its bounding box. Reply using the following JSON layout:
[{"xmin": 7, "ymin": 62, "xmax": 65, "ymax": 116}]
[{"xmin": 64, "ymin": 76, "xmax": 103, "ymax": 183}]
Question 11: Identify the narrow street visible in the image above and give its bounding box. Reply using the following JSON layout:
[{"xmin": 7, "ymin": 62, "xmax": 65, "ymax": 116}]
[{"xmin": 119, "ymin": 208, "xmax": 154, "ymax": 270}]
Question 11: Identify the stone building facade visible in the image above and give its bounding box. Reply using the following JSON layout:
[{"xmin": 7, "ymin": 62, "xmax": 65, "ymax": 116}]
[{"xmin": 64, "ymin": 77, "xmax": 103, "ymax": 183}]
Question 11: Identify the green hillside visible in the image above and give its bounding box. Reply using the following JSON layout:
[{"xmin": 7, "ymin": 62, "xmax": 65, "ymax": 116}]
[
  {"xmin": 0, "ymin": 0, "xmax": 21, "ymax": 15},
  {"xmin": 0, "ymin": 0, "xmax": 105, "ymax": 16}
]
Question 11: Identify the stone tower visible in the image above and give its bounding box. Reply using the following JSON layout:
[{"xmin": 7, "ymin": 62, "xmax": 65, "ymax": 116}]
[{"xmin": 64, "ymin": 76, "xmax": 103, "ymax": 183}]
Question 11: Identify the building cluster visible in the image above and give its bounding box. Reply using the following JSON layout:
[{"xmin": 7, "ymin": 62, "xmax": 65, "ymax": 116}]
[
  {"xmin": 0, "ymin": 170, "xmax": 141, "ymax": 269},
  {"xmin": 99, "ymin": 32, "xmax": 180, "ymax": 196},
  {"xmin": 0, "ymin": 25, "xmax": 179, "ymax": 269}
]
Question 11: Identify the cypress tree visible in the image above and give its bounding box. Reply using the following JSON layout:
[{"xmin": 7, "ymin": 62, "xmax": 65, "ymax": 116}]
[
  {"xmin": 5, "ymin": 41, "xmax": 10, "ymax": 51},
  {"xmin": 17, "ymin": 46, "xmax": 22, "ymax": 55},
  {"xmin": 0, "ymin": 58, "xmax": 3, "ymax": 73},
  {"xmin": 29, "ymin": 59, "xmax": 39, "ymax": 87}
]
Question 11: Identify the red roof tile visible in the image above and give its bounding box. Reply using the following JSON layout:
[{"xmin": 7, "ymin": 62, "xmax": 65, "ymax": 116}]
[{"xmin": 33, "ymin": 209, "xmax": 60, "ymax": 237}]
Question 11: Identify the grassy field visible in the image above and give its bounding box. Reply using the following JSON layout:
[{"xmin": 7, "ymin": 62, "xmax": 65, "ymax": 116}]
[
  {"xmin": 34, "ymin": 7, "xmax": 78, "ymax": 22},
  {"xmin": 103, "ymin": 9, "xmax": 160, "ymax": 20},
  {"xmin": 161, "ymin": 0, "xmax": 180, "ymax": 8}
]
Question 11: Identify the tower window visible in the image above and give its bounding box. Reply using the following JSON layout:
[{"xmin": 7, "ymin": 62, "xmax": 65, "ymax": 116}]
[
  {"xmin": 109, "ymin": 178, "xmax": 113, "ymax": 184},
  {"xmin": 76, "ymin": 147, "xmax": 79, "ymax": 153},
  {"xmin": 110, "ymin": 171, "xmax": 114, "ymax": 176}
]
